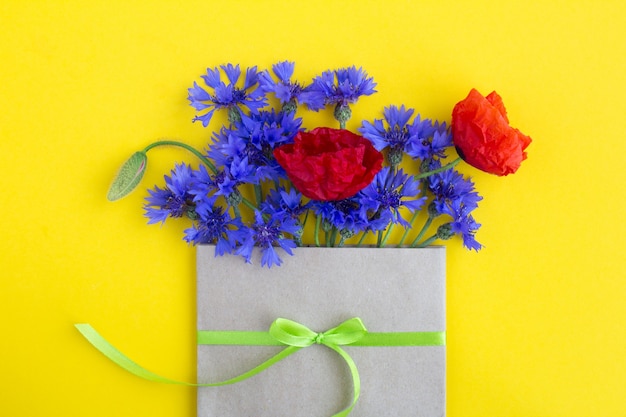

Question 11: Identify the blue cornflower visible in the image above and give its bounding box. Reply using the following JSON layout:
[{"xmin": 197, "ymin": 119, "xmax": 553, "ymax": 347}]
[
  {"xmin": 188, "ymin": 64, "xmax": 268, "ymax": 127},
  {"xmin": 260, "ymin": 188, "xmax": 308, "ymax": 245},
  {"xmin": 429, "ymin": 122, "xmax": 453, "ymax": 158},
  {"xmin": 261, "ymin": 187, "xmax": 309, "ymax": 220},
  {"xmin": 406, "ymin": 120, "xmax": 452, "ymax": 161},
  {"xmin": 359, "ymin": 105, "xmax": 416, "ymax": 151},
  {"xmin": 439, "ymin": 200, "xmax": 482, "ymax": 251},
  {"xmin": 205, "ymin": 127, "xmax": 245, "ymax": 169},
  {"xmin": 207, "ymin": 109, "xmax": 301, "ymax": 181},
  {"xmin": 258, "ymin": 61, "xmax": 307, "ymax": 111},
  {"xmin": 425, "ymin": 166, "xmax": 482, "ymax": 250},
  {"xmin": 189, "ymin": 164, "xmax": 227, "ymax": 200},
  {"xmin": 358, "ymin": 167, "xmax": 427, "ymax": 229},
  {"xmin": 183, "ymin": 198, "xmax": 247, "ymax": 256},
  {"xmin": 228, "ymin": 157, "xmax": 258, "ymax": 186},
  {"xmin": 240, "ymin": 110, "xmax": 301, "ymax": 149},
  {"xmin": 189, "ymin": 160, "xmax": 257, "ymax": 205},
  {"xmin": 236, "ymin": 211, "xmax": 299, "ymax": 268},
  {"xmin": 428, "ymin": 167, "xmax": 482, "ymax": 214},
  {"xmin": 359, "ymin": 105, "xmax": 424, "ymax": 166},
  {"xmin": 144, "ymin": 163, "xmax": 195, "ymax": 224},
  {"xmin": 360, "ymin": 106, "xmax": 452, "ymax": 167},
  {"xmin": 300, "ymin": 66, "xmax": 377, "ymax": 111},
  {"xmin": 312, "ymin": 197, "xmax": 368, "ymax": 234}
]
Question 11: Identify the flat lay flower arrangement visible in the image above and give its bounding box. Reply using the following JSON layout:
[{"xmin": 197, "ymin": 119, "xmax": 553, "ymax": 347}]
[
  {"xmin": 80, "ymin": 61, "xmax": 535, "ymax": 417},
  {"xmin": 108, "ymin": 61, "xmax": 532, "ymax": 267}
]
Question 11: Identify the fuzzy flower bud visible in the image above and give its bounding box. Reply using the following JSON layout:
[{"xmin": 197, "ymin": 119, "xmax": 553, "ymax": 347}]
[
  {"xmin": 428, "ymin": 201, "xmax": 440, "ymax": 218},
  {"xmin": 436, "ymin": 223, "xmax": 454, "ymax": 240},
  {"xmin": 282, "ymin": 98, "xmax": 298, "ymax": 114},
  {"xmin": 334, "ymin": 103, "xmax": 352, "ymax": 126},
  {"xmin": 226, "ymin": 190, "xmax": 243, "ymax": 207},
  {"xmin": 388, "ymin": 147, "xmax": 404, "ymax": 168},
  {"xmin": 228, "ymin": 106, "xmax": 242, "ymax": 124}
]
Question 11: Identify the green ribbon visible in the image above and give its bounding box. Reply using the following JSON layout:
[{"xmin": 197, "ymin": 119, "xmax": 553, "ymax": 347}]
[{"xmin": 75, "ymin": 318, "xmax": 445, "ymax": 417}]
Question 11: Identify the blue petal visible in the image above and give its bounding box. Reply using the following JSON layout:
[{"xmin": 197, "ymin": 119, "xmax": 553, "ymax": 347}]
[
  {"xmin": 192, "ymin": 109, "xmax": 215, "ymax": 127},
  {"xmin": 299, "ymin": 90, "xmax": 326, "ymax": 111},
  {"xmin": 272, "ymin": 61, "xmax": 295, "ymax": 83},
  {"xmin": 257, "ymin": 70, "xmax": 275, "ymax": 91},
  {"xmin": 201, "ymin": 67, "xmax": 221, "ymax": 88},
  {"xmin": 188, "ymin": 82, "xmax": 212, "ymax": 110},
  {"xmin": 244, "ymin": 97, "xmax": 268, "ymax": 112},
  {"xmin": 145, "ymin": 207, "xmax": 169, "ymax": 225},
  {"xmin": 274, "ymin": 83, "xmax": 293, "ymax": 103},
  {"xmin": 359, "ymin": 119, "xmax": 388, "ymax": 151},
  {"xmin": 243, "ymin": 66, "xmax": 259, "ymax": 90},
  {"xmin": 260, "ymin": 245, "xmax": 282, "ymax": 268},
  {"xmin": 277, "ymin": 238, "xmax": 296, "ymax": 255},
  {"xmin": 235, "ymin": 237, "xmax": 255, "ymax": 263},
  {"xmin": 384, "ymin": 105, "xmax": 414, "ymax": 128},
  {"xmin": 221, "ymin": 63, "xmax": 241, "ymax": 85},
  {"xmin": 213, "ymin": 84, "xmax": 235, "ymax": 105}
]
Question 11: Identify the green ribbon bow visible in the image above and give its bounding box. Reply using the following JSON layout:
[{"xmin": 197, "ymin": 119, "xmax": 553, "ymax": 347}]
[
  {"xmin": 269, "ymin": 317, "xmax": 367, "ymax": 416},
  {"xmin": 76, "ymin": 318, "xmax": 444, "ymax": 417}
]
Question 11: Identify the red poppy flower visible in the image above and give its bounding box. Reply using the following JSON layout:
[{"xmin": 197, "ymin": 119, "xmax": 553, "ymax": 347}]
[
  {"xmin": 274, "ymin": 127, "xmax": 383, "ymax": 201},
  {"xmin": 451, "ymin": 89, "xmax": 532, "ymax": 176}
]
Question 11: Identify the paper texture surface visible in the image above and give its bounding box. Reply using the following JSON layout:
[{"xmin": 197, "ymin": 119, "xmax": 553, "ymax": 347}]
[{"xmin": 197, "ymin": 246, "xmax": 446, "ymax": 417}]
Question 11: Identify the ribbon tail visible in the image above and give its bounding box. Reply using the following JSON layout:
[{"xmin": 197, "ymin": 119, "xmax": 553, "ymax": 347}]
[
  {"xmin": 75, "ymin": 324, "xmax": 301, "ymax": 387},
  {"xmin": 324, "ymin": 344, "xmax": 360, "ymax": 417},
  {"xmin": 75, "ymin": 323, "xmax": 191, "ymax": 385},
  {"xmin": 203, "ymin": 345, "xmax": 301, "ymax": 386}
]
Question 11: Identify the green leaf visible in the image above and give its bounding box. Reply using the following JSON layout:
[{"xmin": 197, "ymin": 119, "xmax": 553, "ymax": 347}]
[{"xmin": 107, "ymin": 151, "xmax": 147, "ymax": 201}]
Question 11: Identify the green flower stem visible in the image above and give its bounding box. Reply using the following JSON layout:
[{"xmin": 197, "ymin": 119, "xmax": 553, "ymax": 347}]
[
  {"xmin": 376, "ymin": 230, "xmax": 383, "ymax": 247},
  {"xmin": 239, "ymin": 198, "xmax": 256, "ymax": 212},
  {"xmin": 300, "ymin": 211, "xmax": 309, "ymax": 229},
  {"xmin": 355, "ymin": 232, "xmax": 368, "ymax": 247},
  {"xmin": 414, "ymin": 157, "xmax": 461, "ymax": 180},
  {"xmin": 397, "ymin": 211, "xmax": 420, "ymax": 247},
  {"xmin": 327, "ymin": 227, "xmax": 339, "ymax": 247},
  {"xmin": 142, "ymin": 140, "xmax": 218, "ymax": 174},
  {"xmin": 314, "ymin": 216, "xmax": 322, "ymax": 247},
  {"xmin": 379, "ymin": 223, "xmax": 395, "ymax": 247},
  {"xmin": 231, "ymin": 203, "xmax": 242, "ymax": 220},
  {"xmin": 254, "ymin": 184, "xmax": 263, "ymax": 206},
  {"xmin": 415, "ymin": 234, "xmax": 438, "ymax": 248},
  {"xmin": 410, "ymin": 215, "xmax": 434, "ymax": 248},
  {"xmin": 339, "ymin": 121, "xmax": 346, "ymax": 130}
]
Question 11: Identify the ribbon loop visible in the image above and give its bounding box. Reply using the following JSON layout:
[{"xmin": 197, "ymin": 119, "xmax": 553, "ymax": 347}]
[
  {"xmin": 319, "ymin": 317, "xmax": 367, "ymax": 346},
  {"xmin": 269, "ymin": 318, "xmax": 319, "ymax": 347},
  {"xmin": 269, "ymin": 317, "xmax": 367, "ymax": 348}
]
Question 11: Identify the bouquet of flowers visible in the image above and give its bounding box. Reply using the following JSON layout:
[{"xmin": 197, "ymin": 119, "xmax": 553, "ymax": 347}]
[{"xmin": 108, "ymin": 62, "xmax": 531, "ymax": 267}]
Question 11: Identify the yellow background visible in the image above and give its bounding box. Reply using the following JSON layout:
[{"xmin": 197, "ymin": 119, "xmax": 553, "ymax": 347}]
[{"xmin": 1, "ymin": 1, "xmax": 625, "ymax": 416}]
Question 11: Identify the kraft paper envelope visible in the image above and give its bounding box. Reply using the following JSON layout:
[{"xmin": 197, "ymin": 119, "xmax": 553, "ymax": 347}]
[{"xmin": 197, "ymin": 245, "xmax": 446, "ymax": 417}]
